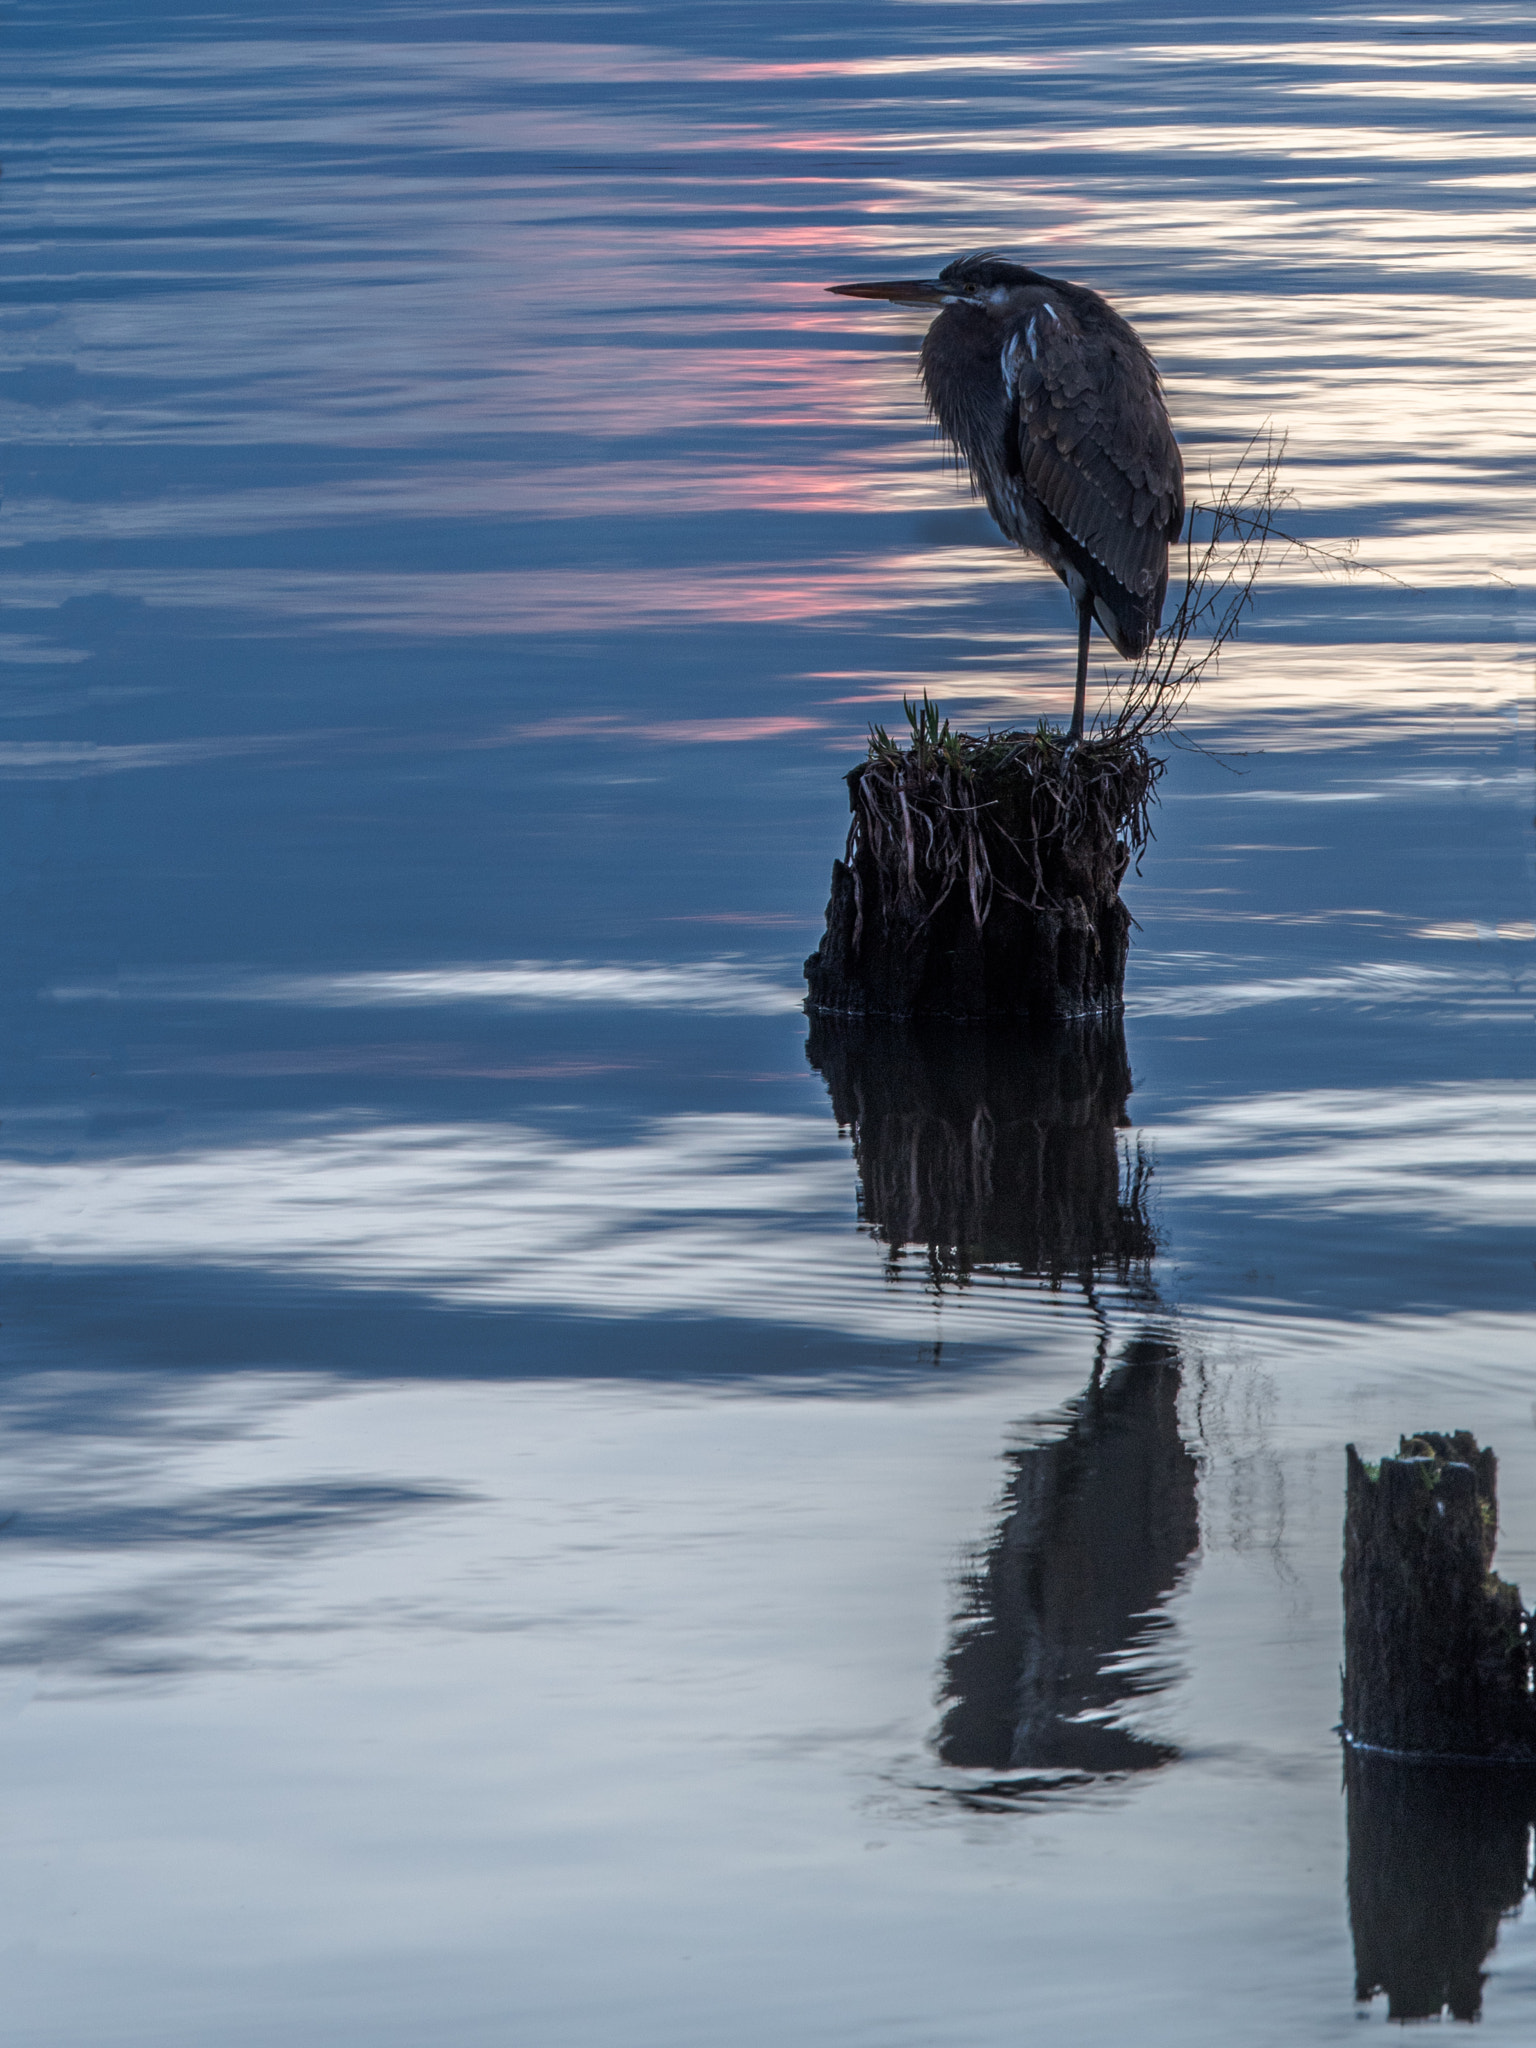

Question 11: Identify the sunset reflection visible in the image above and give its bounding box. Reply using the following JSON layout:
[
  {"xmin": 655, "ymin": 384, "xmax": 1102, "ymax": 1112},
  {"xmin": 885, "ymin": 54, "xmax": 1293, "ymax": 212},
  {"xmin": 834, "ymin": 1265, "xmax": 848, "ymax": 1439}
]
[{"xmin": 5, "ymin": 6, "xmax": 1536, "ymax": 2038}]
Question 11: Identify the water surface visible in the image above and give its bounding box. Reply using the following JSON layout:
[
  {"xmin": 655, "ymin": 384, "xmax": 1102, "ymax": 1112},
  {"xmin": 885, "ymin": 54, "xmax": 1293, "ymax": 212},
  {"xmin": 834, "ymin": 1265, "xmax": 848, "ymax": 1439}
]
[{"xmin": 2, "ymin": 1, "xmax": 1534, "ymax": 2040}]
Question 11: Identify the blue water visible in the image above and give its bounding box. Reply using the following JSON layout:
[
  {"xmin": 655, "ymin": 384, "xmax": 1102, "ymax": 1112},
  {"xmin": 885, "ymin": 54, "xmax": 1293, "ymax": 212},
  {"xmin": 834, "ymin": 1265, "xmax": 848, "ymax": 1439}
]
[{"xmin": 2, "ymin": 2, "xmax": 1534, "ymax": 2040}]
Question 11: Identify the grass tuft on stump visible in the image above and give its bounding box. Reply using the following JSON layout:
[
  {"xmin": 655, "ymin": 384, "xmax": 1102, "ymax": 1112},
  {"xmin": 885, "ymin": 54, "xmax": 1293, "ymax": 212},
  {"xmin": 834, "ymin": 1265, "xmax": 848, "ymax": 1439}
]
[
  {"xmin": 804, "ymin": 700, "xmax": 1154, "ymax": 1021},
  {"xmin": 853, "ymin": 696, "xmax": 1160, "ymax": 948}
]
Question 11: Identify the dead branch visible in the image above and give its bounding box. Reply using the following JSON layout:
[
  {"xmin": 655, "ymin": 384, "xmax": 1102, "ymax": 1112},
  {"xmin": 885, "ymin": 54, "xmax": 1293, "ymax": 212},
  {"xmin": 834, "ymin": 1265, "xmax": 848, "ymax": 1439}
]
[{"xmin": 1095, "ymin": 429, "xmax": 1339, "ymax": 743}]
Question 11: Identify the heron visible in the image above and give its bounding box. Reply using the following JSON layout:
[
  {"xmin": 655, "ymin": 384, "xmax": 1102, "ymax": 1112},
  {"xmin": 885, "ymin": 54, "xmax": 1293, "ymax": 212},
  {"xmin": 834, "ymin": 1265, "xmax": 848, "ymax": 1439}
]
[{"xmin": 827, "ymin": 252, "xmax": 1184, "ymax": 744}]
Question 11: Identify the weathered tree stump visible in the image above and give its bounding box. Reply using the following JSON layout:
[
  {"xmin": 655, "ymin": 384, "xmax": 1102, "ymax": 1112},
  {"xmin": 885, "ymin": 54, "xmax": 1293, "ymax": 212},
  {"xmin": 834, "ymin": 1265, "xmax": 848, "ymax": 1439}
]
[
  {"xmin": 803, "ymin": 719, "xmax": 1158, "ymax": 1023},
  {"xmin": 1343, "ymin": 1432, "xmax": 1536, "ymax": 1760},
  {"xmin": 804, "ymin": 1011, "xmax": 1153, "ymax": 1286}
]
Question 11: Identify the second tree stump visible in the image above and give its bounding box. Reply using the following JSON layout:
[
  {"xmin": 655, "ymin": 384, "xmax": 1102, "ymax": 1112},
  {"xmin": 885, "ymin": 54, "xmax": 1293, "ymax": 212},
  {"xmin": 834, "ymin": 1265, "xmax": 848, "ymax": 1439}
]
[{"xmin": 1343, "ymin": 1432, "xmax": 1536, "ymax": 1761}]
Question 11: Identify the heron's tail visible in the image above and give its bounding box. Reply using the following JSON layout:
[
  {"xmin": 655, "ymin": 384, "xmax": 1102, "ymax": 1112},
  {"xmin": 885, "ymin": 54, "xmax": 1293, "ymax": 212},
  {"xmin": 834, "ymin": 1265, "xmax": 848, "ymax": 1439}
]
[{"xmin": 1093, "ymin": 574, "xmax": 1166, "ymax": 661}]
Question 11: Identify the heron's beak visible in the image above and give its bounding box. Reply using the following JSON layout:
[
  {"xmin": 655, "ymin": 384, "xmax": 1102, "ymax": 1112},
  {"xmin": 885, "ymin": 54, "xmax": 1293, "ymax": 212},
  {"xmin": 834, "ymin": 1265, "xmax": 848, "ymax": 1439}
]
[{"xmin": 825, "ymin": 279, "xmax": 946, "ymax": 303}]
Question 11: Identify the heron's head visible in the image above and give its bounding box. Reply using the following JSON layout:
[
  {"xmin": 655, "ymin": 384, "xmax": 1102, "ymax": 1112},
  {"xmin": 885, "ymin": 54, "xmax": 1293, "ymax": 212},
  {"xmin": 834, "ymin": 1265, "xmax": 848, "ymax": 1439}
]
[{"xmin": 827, "ymin": 251, "xmax": 1053, "ymax": 316}]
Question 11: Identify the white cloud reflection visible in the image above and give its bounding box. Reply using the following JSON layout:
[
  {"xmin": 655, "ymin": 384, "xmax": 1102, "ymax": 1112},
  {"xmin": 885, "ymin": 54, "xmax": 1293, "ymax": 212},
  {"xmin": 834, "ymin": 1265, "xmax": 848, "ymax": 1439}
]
[
  {"xmin": 1149, "ymin": 1086, "xmax": 1536, "ymax": 1228},
  {"xmin": 0, "ymin": 1115, "xmax": 943, "ymax": 1339},
  {"xmin": 1129, "ymin": 955, "xmax": 1532, "ymax": 1019},
  {"xmin": 53, "ymin": 949, "xmax": 1532, "ymax": 1027},
  {"xmin": 0, "ymin": 1085, "xmax": 1530, "ymax": 1329},
  {"xmin": 51, "ymin": 959, "xmax": 806, "ymax": 1016}
]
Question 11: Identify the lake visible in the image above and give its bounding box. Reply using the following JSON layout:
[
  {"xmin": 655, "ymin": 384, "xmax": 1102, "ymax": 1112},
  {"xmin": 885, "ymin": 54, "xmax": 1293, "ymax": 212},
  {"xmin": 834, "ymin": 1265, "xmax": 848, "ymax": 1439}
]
[{"xmin": 2, "ymin": 0, "xmax": 1534, "ymax": 2039}]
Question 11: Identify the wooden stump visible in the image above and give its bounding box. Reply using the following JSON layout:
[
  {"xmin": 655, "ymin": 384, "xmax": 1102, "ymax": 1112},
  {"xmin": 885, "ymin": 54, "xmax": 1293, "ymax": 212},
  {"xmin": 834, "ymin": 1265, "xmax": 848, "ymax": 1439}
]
[
  {"xmin": 1343, "ymin": 1432, "xmax": 1536, "ymax": 1760},
  {"xmin": 803, "ymin": 730, "xmax": 1155, "ymax": 1023},
  {"xmin": 804, "ymin": 835, "xmax": 1130, "ymax": 1022}
]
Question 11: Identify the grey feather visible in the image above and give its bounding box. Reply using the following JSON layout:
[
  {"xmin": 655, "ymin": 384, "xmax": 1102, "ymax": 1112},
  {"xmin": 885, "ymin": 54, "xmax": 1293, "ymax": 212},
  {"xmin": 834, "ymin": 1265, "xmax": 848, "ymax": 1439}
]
[{"xmin": 914, "ymin": 254, "xmax": 1183, "ymax": 657}]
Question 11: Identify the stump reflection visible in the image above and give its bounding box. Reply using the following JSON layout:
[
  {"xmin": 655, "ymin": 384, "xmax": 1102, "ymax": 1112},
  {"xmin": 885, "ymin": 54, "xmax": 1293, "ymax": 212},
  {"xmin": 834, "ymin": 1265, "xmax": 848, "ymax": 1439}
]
[
  {"xmin": 936, "ymin": 1335, "xmax": 1198, "ymax": 1792},
  {"xmin": 808, "ymin": 1016, "xmax": 1191, "ymax": 1795},
  {"xmin": 804, "ymin": 1012, "xmax": 1154, "ymax": 1286},
  {"xmin": 1347, "ymin": 1751, "xmax": 1536, "ymax": 2022}
]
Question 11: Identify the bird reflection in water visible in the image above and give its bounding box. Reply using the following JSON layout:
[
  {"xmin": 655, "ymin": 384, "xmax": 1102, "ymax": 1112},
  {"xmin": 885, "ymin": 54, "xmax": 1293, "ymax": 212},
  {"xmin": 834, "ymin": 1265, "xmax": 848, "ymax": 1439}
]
[
  {"xmin": 807, "ymin": 1013, "xmax": 1197, "ymax": 1800},
  {"xmin": 1348, "ymin": 1747, "xmax": 1536, "ymax": 2021},
  {"xmin": 804, "ymin": 1012, "xmax": 1154, "ymax": 1291},
  {"xmin": 936, "ymin": 1334, "xmax": 1197, "ymax": 1802}
]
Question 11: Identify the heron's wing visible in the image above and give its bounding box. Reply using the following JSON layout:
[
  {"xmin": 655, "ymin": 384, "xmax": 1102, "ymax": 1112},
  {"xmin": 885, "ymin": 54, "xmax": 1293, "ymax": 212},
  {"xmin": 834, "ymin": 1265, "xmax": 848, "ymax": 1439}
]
[{"xmin": 1007, "ymin": 298, "xmax": 1183, "ymax": 599}]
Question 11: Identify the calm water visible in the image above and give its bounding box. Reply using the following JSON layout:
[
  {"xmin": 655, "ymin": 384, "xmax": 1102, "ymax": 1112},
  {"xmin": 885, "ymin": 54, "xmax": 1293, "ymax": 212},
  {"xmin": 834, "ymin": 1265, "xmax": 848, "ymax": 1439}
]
[{"xmin": 2, "ymin": 0, "xmax": 1535, "ymax": 2039}]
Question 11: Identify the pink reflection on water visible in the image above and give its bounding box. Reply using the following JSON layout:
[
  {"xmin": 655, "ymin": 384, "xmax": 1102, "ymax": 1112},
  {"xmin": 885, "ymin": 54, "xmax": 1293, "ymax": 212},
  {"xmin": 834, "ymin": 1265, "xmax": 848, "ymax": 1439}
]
[
  {"xmin": 2, "ymin": 554, "xmax": 1018, "ymax": 633},
  {"xmin": 506, "ymin": 715, "xmax": 828, "ymax": 743}
]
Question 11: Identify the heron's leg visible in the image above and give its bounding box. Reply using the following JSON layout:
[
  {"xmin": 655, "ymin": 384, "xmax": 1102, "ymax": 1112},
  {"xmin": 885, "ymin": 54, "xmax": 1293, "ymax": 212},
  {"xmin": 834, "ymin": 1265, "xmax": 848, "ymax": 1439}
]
[{"xmin": 1067, "ymin": 598, "xmax": 1091, "ymax": 744}]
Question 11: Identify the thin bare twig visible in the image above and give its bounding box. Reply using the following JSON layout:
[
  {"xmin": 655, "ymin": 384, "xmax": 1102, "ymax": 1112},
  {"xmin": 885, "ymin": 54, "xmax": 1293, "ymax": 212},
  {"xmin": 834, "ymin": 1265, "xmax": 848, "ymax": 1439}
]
[{"xmin": 1095, "ymin": 428, "xmax": 1368, "ymax": 742}]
